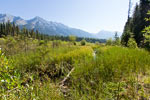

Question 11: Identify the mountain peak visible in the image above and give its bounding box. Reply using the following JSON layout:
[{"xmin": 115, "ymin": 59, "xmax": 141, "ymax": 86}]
[
  {"xmin": 0, "ymin": 13, "xmax": 94, "ymax": 38},
  {"xmin": 31, "ymin": 16, "xmax": 45, "ymax": 21},
  {"xmin": 28, "ymin": 16, "xmax": 48, "ymax": 24},
  {"xmin": 96, "ymin": 30, "xmax": 122, "ymax": 39},
  {"xmin": 34, "ymin": 16, "xmax": 43, "ymax": 20},
  {"xmin": 0, "ymin": 13, "xmax": 13, "ymax": 17},
  {"xmin": 0, "ymin": 13, "xmax": 15, "ymax": 23}
]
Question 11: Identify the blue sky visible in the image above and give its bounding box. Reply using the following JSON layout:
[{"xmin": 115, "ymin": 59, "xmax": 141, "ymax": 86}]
[{"xmin": 0, "ymin": 0, "xmax": 139, "ymax": 33}]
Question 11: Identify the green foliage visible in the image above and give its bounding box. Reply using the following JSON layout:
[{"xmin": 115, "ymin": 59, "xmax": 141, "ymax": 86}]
[
  {"xmin": 69, "ymin": 35, "xmax": 76, "ymax": 42},
  {"xmin": 0, "ymin": 49, "xmax": 21, "ymax": 99},
  {"xmin": 143, "ymin": 25, "xmax": 150, "ymax": 48},
  {"xmin": 106, "ymin": 38, "xmax": 113, "ymax": 45},
  {"xmin": 70, "ymin": 46, "xmax": 150, "ymax": 99},
  {"xmin": 39, "ymin": 40, "xmax": 45, "ymax": 45},
  {"xmin": 0, "ymin": 21, "xmax": 104, "ymax": 44},
  {"xmin": 127, "ymin": 38, "xmax": 138, "ymax": 48},
  {"xmin": 114, "ymin": 32, "xmax": 121, "ymax": 45},
  {"xmin": 3, "ymin": 5, "xmax": 150, "ymax": 99},
  {"xmin": 122, "ymin": 0, "xmax": 150, "ymax": 47},
  {"xmin": 142, "ymin": 11, "xmax": 150, "ymax": 49},
  {"xmin": 121, "ymin": 29, "xmax": 133, "ymax": 46},
  {"xmin": 69, "ymin": 35, "xmax": 76, "ymax": 45},
  {"xmin": 1, "ymin": 33, "xmax": 150, "ymax": 99},
  {"xmin": 105, "ymin": 33, "xmax": 121, "ymax": 46},
  {"xmin": 81, "ymin": 39, "xmax": 86, "ymax": 46}
]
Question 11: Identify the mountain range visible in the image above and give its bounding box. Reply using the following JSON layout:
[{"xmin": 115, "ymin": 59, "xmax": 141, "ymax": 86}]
[
  {"xmin": 96, "ymin": 30, "xmax": 122, "ymax": 39},
  {"xmin": 0, "ymin": 14, "xmax": 122, "ymax": 39}
]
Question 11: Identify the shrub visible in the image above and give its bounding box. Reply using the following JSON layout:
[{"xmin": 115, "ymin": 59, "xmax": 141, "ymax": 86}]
[
  {"xmin": 69, "ymin": 35, "xmax": 76, "ymax": 42},
  {"xmin": 81, "ymin": 39, "xmax": 86, "ymax": 46},
  {"xmin": 73, "ymin": 41, "xmax": 76, "ymax": 45},
  {"xmin": 143, "ymin": 25, "xmax": 150, "ymax": 49},
  {"xmin": 127, "ymin": 38, "xmax": 137, "ymax": 48},
  {"xmin": 39, "ymin": 40, "xmax": 45, "ymax": 45},
  {"xmin": 106, "ymin": 38, "xmax": 113, "ymax": 45},
  {"xmin": 0, "ymin": 49, "xmax": 21, "ymax": 98},
  {"xmin": 95, "ymin": 41, "xmax": 100, "ymax": 45}
]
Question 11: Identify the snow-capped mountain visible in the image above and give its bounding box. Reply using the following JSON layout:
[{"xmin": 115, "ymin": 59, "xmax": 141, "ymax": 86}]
[
  {"xmin": 0, "ymin": 14, "xmax": 94, "ymax": 38},
  {"xmin": 0, "ymin": 14, "xmax": 27, "ymax": 25},
  {"xmin": 0, "ymin": 13, "xmax": 122, "ymax": 39}
]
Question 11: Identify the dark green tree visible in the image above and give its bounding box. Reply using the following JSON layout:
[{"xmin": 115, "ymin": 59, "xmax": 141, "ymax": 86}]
[
  {"xmin": 114, "ymin": 32, "xmax": 120, "ymax": 45},
  {"xmin": 122, "ymin": 0, "xmax": 150, "ymax": 47}
]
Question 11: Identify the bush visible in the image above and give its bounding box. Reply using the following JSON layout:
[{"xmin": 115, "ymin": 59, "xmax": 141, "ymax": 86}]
[
  {"xmin": 73, "ymin": 41, "xmax": 76, "ymax": 45},
  {"xmin": 69, "ymin": 35, "xmax": 76, "ymax": 42},
  {"xmin": 127, "ymin": 38, "xmax": 137, "ymax": 48},
  {"xmin": 81, "ymin": 39, "xmax": 86, "ymax": 46},
  {"xmin": 39, "ymin": 40, "xmax": 45, "ymax": 45},
  {"xmin": 0, "ymin": 49, "xmax": 21, "ymax": 98},
  {"xmin": 95, "ymin": 41, "xmax": 100, "ymax": 45},
  {"xmin": 106, "ymin": 38, "xmax": 113, "ymax": 45}
]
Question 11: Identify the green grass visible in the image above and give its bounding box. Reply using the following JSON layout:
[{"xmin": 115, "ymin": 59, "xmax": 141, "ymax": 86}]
[
  {"xmin": 1, "ymin": 36, "xmax": 150, "ymax": 99},
  {"xmin": 70, "ymin": 46, "xmax": 150, "ymax": 99}
]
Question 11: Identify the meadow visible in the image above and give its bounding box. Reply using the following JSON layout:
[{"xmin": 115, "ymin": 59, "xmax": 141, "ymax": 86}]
[{"xmin": 0, "ymin": 36, "xmax": 150, "ymax": 100}]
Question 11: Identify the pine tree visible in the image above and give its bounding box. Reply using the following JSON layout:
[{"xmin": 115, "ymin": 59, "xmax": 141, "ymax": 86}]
[
  {"xmin": 0, "ymin": 24, "xmax": 3, "ymax": 37},
  {"xmin": 133, "ymin": 0, "xmax": 150, "ymax": 46},
  {"xmin": 137, "ymin": 0, "xmax": 150, "ymax": 45},
  {"xmin": 12, "ymin": 22, "xmax": 16, "ymax": 36},
  {"xmin": 114, "ymin": 32, "xmax": 120, "ymax": 45},
  {"xmin": 121, "ymin": 0, "xmax": 133, "ymax": 46},
  {"xmin": 131, "ymin": 4, "xmax": 141, "ymax": 44},
  {"xmin": 122, "ymin": 0, "xmax": 150, "ymax": 47},
  {"xmin": 121, "ymin": 21, "xmax": 133, "ymax": 46},
  {"xmin": 128, "ymin": 0, "xmax": 132, "ymax": 20},
  {"xmin": 16, "ymin": 26, "xmax": 20, "ymax": 36}
]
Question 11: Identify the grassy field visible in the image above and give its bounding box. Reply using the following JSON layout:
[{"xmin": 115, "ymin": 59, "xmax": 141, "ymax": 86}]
[{"xmin": 0, "ymin": 36, "xmax": 150, "ymax": 100}]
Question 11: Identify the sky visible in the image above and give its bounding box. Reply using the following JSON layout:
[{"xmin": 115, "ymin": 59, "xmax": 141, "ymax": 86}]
[{"xmin": 0, "ymin": 0, "xmax": 139, "ymax": 33}]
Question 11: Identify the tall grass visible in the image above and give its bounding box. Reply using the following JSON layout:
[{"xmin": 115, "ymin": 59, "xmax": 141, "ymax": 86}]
[
  {"xmin": 70, "ymin": 46, "xmax": 150, "ymax": 99},
  {"xmin": 1, "ymin": 36, "xmax": 150, "ymax": 99}
]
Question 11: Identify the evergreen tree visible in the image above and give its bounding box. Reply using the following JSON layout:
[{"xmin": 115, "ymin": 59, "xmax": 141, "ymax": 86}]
[
  {"xmin": 36, "ymin": 30, "xmax": 39, "ymax": 40},
  {"xmin": 12, "ymin": 22, "xmax": 16, "ymax": 36},
  {"xmin": 131, "ymin": 4, "xmax": 141, "ymax": 44},
  {"xmin": 16, "ymin": 26, "xmax": 20, "ymax": 36},
  {"xmin": 136, "ymin": 0, "xmax": 150, "ymax": 45},
  {"xmin": 114, "ymin": 32, "xmax": 120, "ymax": 45},
  {"xmin": 122, "ymin": 0, "xmax": 150, "ymax": 47},
  {"xmin": 114, "ymin": 32, "xmax": 119, "ymax": 41},
  {"xmin": 121, "ymin": 23, "xmax": 133, "ymax": 46}
]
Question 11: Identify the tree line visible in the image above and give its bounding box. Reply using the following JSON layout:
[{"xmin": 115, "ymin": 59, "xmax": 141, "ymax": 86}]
[{"xmin": 0, "ymin": 21, "xmax": 105, "ymax": 43}]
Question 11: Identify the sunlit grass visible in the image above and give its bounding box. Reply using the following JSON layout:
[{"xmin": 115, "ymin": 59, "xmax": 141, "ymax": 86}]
[{"xmin": 1, "ymin": 37, "xmax": 150, "ymax": 99}]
